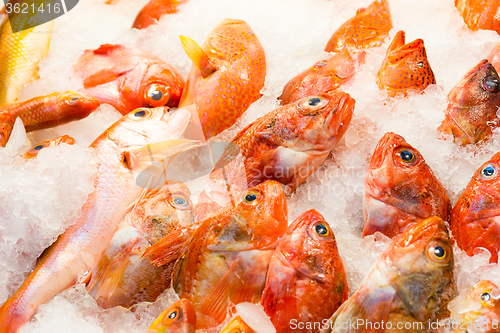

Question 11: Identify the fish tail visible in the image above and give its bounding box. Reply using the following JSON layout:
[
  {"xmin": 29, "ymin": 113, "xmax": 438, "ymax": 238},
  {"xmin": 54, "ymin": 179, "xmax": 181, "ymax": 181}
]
[{"xmin": 0, "ymin": 286, "xmax": 37, "ymax": 333}]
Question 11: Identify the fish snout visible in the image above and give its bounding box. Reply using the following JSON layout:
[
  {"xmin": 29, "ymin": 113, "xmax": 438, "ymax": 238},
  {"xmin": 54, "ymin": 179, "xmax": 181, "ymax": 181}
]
[{"xmin": 325, "ymin": 92, "xmax": 355, "ymax": 136}]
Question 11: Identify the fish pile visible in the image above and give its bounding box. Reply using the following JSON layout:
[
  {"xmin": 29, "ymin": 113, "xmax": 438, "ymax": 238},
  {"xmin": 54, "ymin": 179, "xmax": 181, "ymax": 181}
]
[{"xmin": 3, "ymin": 0, "xmax": 500, "ymax": 332}]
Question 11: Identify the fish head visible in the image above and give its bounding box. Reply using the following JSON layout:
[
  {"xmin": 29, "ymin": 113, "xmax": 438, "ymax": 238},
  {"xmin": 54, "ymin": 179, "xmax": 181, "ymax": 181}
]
[
  {"xmin": 147, "ymin": 298, "xmax": 197, "ymax": 333},
  {"xmin": 278, "ymin": 209, "xmax": 346, "ymax": 285},
  {"xmin": 262, "ymin": 92, "xmax": 355, "ymax": 153},
  {"xmin": 220, "ymin": 315, "xmax": 256, "ymax": 333},
  {"xmin": 444, "ymin": 60, "xmax": 500, "ymax": 144},
  {"xmin": 140, "ymin": 66, "xmax": 186, "ymax": 109},
  {"xmin": 453, "ymin": 280, "xmax": 500, "ymax": 329},
  {"xmin": 21, "ymin": 135, "xmax": 76, "ymax": 160},
  {"xmin": 383, "ymin": 216, "xmax": 456, "ymax": 322},
  {"xmin": 206, "ymin": 180, "xmax": 288, "ymax": 251},
  {"xmin": 377, "ymin": 30, "xmax": 435, "ymax": 96},
  {"xmin": 56, "ymin": 91, "xmax": 101, "ymax": 117}
]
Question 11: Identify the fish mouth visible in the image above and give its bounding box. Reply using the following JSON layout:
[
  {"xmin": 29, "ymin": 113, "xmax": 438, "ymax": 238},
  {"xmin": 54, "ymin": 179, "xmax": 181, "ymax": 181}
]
[
  {"xmin": 387, "ymin": 31, "xmax": 425, "ymax": 64},
  {"xmin": 324, "ymin": 91, "xmax": 355, "ymax": 137}
]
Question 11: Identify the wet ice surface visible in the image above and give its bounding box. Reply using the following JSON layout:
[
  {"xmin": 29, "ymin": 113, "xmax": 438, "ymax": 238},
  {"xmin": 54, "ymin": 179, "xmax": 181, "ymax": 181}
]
[{"xmin": 2, "ymin": 0, "xmax": 500, "ymax": 331}]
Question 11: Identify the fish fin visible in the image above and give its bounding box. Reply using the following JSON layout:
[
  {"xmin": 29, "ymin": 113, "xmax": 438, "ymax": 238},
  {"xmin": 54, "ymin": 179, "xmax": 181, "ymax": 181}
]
[
  {"xmin": 200, "ymin": 255, "xmax": 267, "ymax": 324},
  {"xmin": 261, "ymin": 266, "xmax": 297, "ymax": 332},
  {"xmin": 0, "ymin": 112, "xmax": 17, "ymax": 147},
  {"xmin": 82, "ymin": 69, "xmax": 129, "ymax": 88},
  {"xmin": 142, "ymin": 223, "xmax": 198, "ymax": 266},
  {"xmin": 179, "ymin": 36, "xmax": 216, "ymax": 77}
]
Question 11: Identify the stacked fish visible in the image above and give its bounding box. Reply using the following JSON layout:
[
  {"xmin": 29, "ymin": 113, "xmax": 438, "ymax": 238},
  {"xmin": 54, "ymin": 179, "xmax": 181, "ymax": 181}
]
[{"xmin": 2, "ymin": 0, "xmax": 500, "ymax": 332}]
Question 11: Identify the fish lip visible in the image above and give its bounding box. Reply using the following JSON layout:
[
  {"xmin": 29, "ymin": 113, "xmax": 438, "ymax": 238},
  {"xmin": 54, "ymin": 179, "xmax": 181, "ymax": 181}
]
[{"xmin": 324, "ymin": 92, "xmax": 355, "ymax": 137}]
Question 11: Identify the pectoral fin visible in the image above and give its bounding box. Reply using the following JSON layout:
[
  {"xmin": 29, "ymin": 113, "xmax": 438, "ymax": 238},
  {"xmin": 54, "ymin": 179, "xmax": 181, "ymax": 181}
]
[{"xmin": 180, "ymin": 36, "xmax": 216, "ymax": 77}]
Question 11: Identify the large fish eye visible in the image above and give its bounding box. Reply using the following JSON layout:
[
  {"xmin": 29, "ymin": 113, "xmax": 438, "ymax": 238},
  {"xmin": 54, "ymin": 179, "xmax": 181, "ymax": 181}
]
[
  {"xmin": 168, "ymin": 193, "xmax": 192, "ymax": 210},
  {"xmin": 168, "ymin": 311, "xmax": 178, "ymax": 320},
  {"xmin": 241, "ymin": 189, "xmax": 263, "ymax": 209},
  {"xmin": 162, "ymin": 306, "xmax": 181, "ymax": 325},
  {"xmin": 145, "ymin": 83, "xmax": 170, "ymax": 107},
  {"xmin": 129, "ymin": 108, "xmax": 152, "ymax": 119},
  {"xmin": 426, "ymin": 241, "xmax": 451, "ymax": 265},
  {"xmin": 482, "ymin": 76, "xmax": 500, "ymax": 93},
  {"xmin": 479, "ymin": 163, "xmax": 499, "ymax": 180},
  {"xmin": 394, "ymin": 148, "xmax": 419, "ymax": 167},
  {"xmin": 297, "ymin": 96, "xmax": 330, "ymax": 116},
  {"xmin": 308, "ymin": 220, "xmax": 334, "ymax": 240},
  {"xmin": 417, "ymin": 61, "xmax": 424, "ymax": 68},
  {"xmin": 26, "ymin": 141, "xmax": 50, "ymax": 156},
  {"xmin": 481, "ymin": 292, "xmax": 491, "ymax": 303},
  {"xmin": 314, "ymin": 60, "xmax": 328, "ymax": 69}
]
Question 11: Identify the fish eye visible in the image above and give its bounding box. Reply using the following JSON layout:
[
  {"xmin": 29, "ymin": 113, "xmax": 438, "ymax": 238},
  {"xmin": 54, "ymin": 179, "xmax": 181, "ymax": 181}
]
[
  {"xmin": 481, "ymin": 292, "xmax": 491, "ymax": 302},
  {"xmin": 417, "ymin": 61, "xmax": 424, "ymax": 68},
  {"xmin": 394, "ymin": 148, "xmax": 418, "ymax": 167},
  {"xmin": 169, "ymin": 193, "xmax": 192, "ymax": 210},
  {"xmin": 315, "ymin": 222, "xmax": 329, "ymax": 236},
  {"xmin": 482, "ymin": 76, "xmax": 500, "ymax": 93},
  {"xmin": 314, "ymin": 60, "xmax": 328, "ymax": 68},
  {"xmin": 71, "ymin": 97, "xmax": 79, "ymax": 101},
  {"xmin": 479, "ymin": 163, "xmax": 499, "ymax": 180},
  {"xmin": 162, "ymin": 306, "xmax": 181, "ymax": 325},
  {"xmin": 129, "ymin": 108, "xmax": 151, "ymax": 119},
  {"xmin": 168, "ymin": 311, "xmax": 178, "ymax": 320},
  {"xmin": 27, "ymin": 142, "xmax": 50, "ymax": 156},
  {"xmin": 241, "ymin": 189, "xmax": 263, "ymax": 209},
  {"xmin": 308, "ymin": 220, "xmax": 334, "ymax": 240},
  {"xmin": 145, "ymin": 84, "xmax": 170, "ymax": 107},
  {"xmin": 426, "ymin": 241, "xmax": 451, "ymax": 265},
  {"xmin": 297, "ymin": 96, "xmax": 330, "ymax": 116},
  {"xmin": 33, "ymin": 144, "xmax": 45, "ymax": 151}
]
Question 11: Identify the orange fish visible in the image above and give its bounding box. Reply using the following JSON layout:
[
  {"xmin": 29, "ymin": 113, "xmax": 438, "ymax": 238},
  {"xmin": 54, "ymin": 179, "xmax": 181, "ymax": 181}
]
[
  {"xmin": 132, "ymin": 0, "xmax": 188, "ymax": 30},
  {"xmin": 20, "ymin": 135, "xmax": 76, "ymax": 160},
  {"xmin": 278, "ymin": 49, "xmax": 365, "ymax": 105},
  {"xmin": 438, "ymin": 59, "xmax": 500, "ymax": 145},
  {"xmin": 363, "ymin": 132, "xmax": 451, "ymax": 238},
  {"xmin": 73, "ymin": 44, "xmax": 185, "ymax": 115},
  {"xmin": 148, "ymin": 180, "xmax": 288, "ymax": 329},
  {"xmin": 146, "ymin": 299, "xmax": 197, "ymax": 333},
  {"xmin": 450, "ymin": 151, "xmax": 500, "ymax": 263},
  {"xmin": 450, "ymin": 280, "xmax": 500, "ymax": 333},
  {"xmin": 324, "ymin": 0, "xmax": 393, "ymax": 53},
  {"xmin": 261, "ymin": 209, "xmax": 348, "ymax": 333},
  {"xmin": 178, "ymin": 19, "xmax": 266, "ymax": 139},
  {"xmin": 194, "ymin": 92, "xmax": 355, "ymax": 221},
  {"xmin": 0, "ymin": 91, "xmax": 100, "ymax": 147},
  {"xmin": 87, "ymin": 181, "xmax": 195, "ymax": 309},
  {"xmin": 376, "ymin": 30, "xmax": 436, "ymax": 97},
  {"xmin": 455, "ymin": 0, "xmax": 500, "ymax": 35},
  {"xmin": 321, "ymin": 216, "xmax": 456, "ymax": 333},
  {"xmin": 0, "ymin": 107, "xmax": 192, "ymax": 333}
]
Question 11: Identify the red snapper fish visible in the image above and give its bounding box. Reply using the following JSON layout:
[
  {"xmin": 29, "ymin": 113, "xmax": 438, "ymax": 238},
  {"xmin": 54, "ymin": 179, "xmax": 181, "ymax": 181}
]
[
  {"xmin": 0, "ymin": 91, "xmax": 100, "ymax": 147},
  {"xmin": 376, "ymin": 30, "xmax": 436, "ymax": 97},
  {"xmin": 321, "ymin": 216, "xmax": 457, "ymax": 333},
  {"xmin": 363, "ymin": 132, "xmax": 451, "ymax": 238},
  {"xmin": 450, "ymin": 151, "xmax": 500, "ymax": 263},
  {"xmin": 132, "ymin": 0, "xmax": 188, "ymax": 30},
  {"xmin": 194, "ymin": 92, "xmax": 355, "ymax": 221},
  {"xmin": 147, "ymin": 180, "xmax": 288, "ymax": 329},
  {"xmin": 438, "ymin": 59, "xmax": 500, "ymax": 145},
  {"xmin": 324, "ymin": 0, "xmax": 393, "ymax": 53},
  {"xmin": 261, "ymin": 209, "xmax": 348, "ymax": 333},
  {"xmin": 178, "ymin": 19, "xmax": 266, "ymax": 139},
  {"xmin": 278, "ymin": 49, "xmax": 365, "ymax": 105},
  {"xmin": 20, "ymin": 135, "xmax": 76, "ymax": 160},
  {"xmin": 0, "ymin": 106, "xmax": 192, "ymax": 333},
  {"xmin": 455, "ymin": 0, "xmax": 500, "ymax": 35},
  {"xmin": 73, "ymin": 44, "xmax": 185, "ymax": 115},
  {"xmin": 146, "ymin": 299, "xmax": 197, "ymax": 333},
  {"xmin": 87, "ymin": 181, "xmax": 195, "ymax": 309}
]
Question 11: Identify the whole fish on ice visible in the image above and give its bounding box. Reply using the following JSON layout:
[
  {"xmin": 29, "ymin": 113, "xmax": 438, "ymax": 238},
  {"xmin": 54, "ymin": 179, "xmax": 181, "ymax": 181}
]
[
  {"xmin": 438, "ymin": 59, "xmax": 500, "ymax": 145},
  {"xmin": 178, "ymin": 18, "xmax": 266, "ymax": 139},
  {"xmin": 321, "ymin": 216, "xmax": 456, "ymax": 333},
  {"xmin": 0, "ymin": 91, "xmax": 100, "ymax": 147},
  {"xmin": 73, "ymin": 44, "xmax": 185, "ymax": 115},
  {"xmin": 146, "ymin": 298, "xmax": 197, "ymax": 333},
  {"xmin": 0, "ymin": 106, "xmax": 192, "ymax": 333},
  {"xmin": 261, "ymin": 209, "xmax": 348, "ymax": 333},
  {"xmin": 324, "ymin": 0, "xmax": 392, "ymax": 53},
  {"xmin": 376, "ymin": 30, "xmax": 436, "ymax": 97},
  {"xmin": 363, "ymin": 132, "xmax": 451, "ymax": 238}
]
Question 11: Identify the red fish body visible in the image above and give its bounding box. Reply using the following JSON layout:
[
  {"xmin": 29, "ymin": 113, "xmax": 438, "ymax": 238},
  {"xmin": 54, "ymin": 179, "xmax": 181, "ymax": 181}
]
[
  {"xmin": 438, "ymin": 59, "xmax": 500, "ymax": 145},
  {"xmin": 363, "ymin": 132, "xmax": 451, "ymax": 238},
  {"xmin": 87, "ymin": 181, "xmax": 195, "ymax": 309},
  {"xmin": 146, "ymin": 299, "xmax": 197, "ymax": 333},
  {"xmin": 20, "ymin": 135, "xmax": 76, "ymax": 160},
  {"xmin": 376, "ymin": 30, "xmax": 436, "ymax": 97},
  {"xmin": 132, "ymin": 0, "xmax": 188, "ymax": 30},
  {"xmin": 167, "ymin": 181, "xmax": 288, "ymax": 329},
  {"xmin": 178, "ymin": 19, "xmax": 266, "ymax": 139},
  {"xmin": 73, "ymin": 44, "xmax": 185, "ymax": 115},
  {"xmin": 0, "ymin": 91, "xmax": 100, "ymax": 147},
  {"xmin": 324, "ymin": 0, "xmax": 392, "ymax": 53},
  {"xmin": 455, "ymin": 0, "xmax": 500, "ymax": 35},
  {"xmin": 321, "ymin": 216, "xmax": 456, "ymax": 333},
  {"xmin": 261, "ymin": 209, "xmax": 348, "ymax": 333},
  {"xmin": 0, "ymin": 107, "xmax": 191, "ymax": 333},
  {"xmin": 194, "ymin": 92, "xmax": 355, "ymax": 221},
  {"xmin": 450, "ymin": 151, "xmax": 500, "ymax": 263},
  {"xmin": 278, "ymin": 49, "xmax": 365, "ymax": 105}
]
